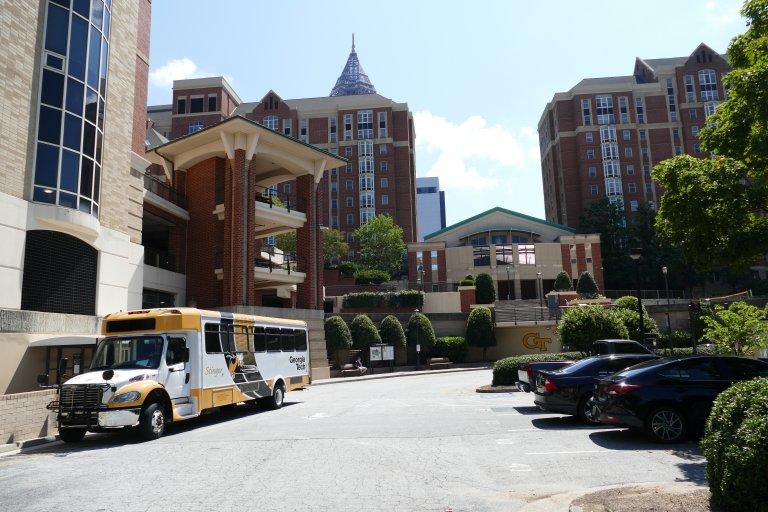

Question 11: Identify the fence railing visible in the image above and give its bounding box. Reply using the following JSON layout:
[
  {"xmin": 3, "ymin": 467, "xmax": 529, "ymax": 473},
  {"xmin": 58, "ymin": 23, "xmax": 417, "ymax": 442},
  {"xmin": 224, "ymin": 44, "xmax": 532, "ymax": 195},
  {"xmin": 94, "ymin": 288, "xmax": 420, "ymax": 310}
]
[
  {"xmin": 255, "ymin": 251, "xmax": 306, "ymax": 274},
  {"xmin": 255, "ymin": 185, "xmax": 305, "ymax": 214},
  {"xmin": 144, "ymin": 247, "xmax": 178, "ymax": 272},
  {"xmin": 143, "ymin": 172, "xmax": 188, "ymax": 209},
  {"xmin": 494, "ymin": 301, "xmax": 561, "ymax": 324},
  {"xmin": 602, "ymin": 289, "xmax": 690, "ymax": 300}
]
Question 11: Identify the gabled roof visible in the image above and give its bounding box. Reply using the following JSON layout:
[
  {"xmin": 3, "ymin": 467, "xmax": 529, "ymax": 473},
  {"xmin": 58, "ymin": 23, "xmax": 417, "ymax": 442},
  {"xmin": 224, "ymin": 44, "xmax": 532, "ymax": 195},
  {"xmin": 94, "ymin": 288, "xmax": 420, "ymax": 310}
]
[
  {"xmin": 424, "ymin": 206, "xmax": 576, "ymax": 240},
  {"xmin": 330, "ymin": 35, "xmax": 377, "ymax": 97},
  {"xmin": 145, "ymin": 125, "xmax": 168, "ymax": 150}
]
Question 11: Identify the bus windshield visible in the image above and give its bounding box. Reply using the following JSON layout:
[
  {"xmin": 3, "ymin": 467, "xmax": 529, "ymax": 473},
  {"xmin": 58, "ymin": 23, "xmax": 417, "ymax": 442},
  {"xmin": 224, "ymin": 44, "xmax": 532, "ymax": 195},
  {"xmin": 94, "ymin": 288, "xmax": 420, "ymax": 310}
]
[{"xmin": 91, "ymin": 336, "xmax": 164, "ymax": 371}]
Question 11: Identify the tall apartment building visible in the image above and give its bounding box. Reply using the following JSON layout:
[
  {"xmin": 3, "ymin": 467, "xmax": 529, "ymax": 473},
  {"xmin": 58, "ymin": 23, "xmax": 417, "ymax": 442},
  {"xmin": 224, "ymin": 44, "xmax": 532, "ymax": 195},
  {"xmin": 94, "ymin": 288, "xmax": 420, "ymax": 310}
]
[
  {"xmin": 539, "ymin": 43, "xmax": 730, "ymax": 229},
  {"xmin": 416, "ymin": 176, "xmax": 446, "ymax": 241},
  {"xmin": 147, "ymin": 39, "xmax": 418, "ymax": 255}
]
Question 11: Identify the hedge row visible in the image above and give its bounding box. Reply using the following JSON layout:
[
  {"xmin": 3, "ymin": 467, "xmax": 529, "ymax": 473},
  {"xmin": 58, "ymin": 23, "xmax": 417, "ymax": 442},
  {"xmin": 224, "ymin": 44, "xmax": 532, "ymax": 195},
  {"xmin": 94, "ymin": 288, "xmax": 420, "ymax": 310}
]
[
  {"xmin": 492, "ymin": 352, "xmax": 585, "ymax": 386},
  {"xmin": 431, "ymin": 337, "xmax": 469, "ymax": 363},
  {"xmin": 342, "ymin": 290, "xmax": 424, "ymax": 309}
]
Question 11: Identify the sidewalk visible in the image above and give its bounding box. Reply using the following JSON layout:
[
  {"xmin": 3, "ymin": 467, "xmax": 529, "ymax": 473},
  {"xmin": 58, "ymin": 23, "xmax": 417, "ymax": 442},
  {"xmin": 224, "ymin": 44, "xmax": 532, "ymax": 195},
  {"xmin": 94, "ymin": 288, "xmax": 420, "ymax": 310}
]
[
  {"xmin": 568, "ymin": 482, "xmax": 714, "ymax": 512},
  {"xmin": 312, "ymin": 363, "xmax": 491, "ymax": 386}
]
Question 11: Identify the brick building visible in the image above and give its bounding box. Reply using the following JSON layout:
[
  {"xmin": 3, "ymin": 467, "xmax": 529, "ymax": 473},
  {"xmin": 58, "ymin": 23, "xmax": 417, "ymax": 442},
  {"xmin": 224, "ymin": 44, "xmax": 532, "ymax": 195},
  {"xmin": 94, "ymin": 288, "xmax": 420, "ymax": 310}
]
[
  {"xmin": 539, "ymin": 43, "xmax": 730, "ymax": 229},
  {"xmin": 147, "ymin": 39, "xmax": 418, "ymax": 257}
]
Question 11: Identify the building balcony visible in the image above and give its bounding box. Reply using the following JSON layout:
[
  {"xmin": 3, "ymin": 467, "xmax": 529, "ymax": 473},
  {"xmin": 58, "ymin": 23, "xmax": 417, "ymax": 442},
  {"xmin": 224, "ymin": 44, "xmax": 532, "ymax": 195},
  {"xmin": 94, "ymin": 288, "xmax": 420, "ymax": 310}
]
[
  {"xmin": 253, "ymin": 247, "xmax": 306, "ymax": 288},
  {"xmin": 143, "ymin": 172, "xmax": 188, "ymax": 211},
  {"xmin": 144, "ymin": 247, "xmax": 179, "ymax": 273},
  {"xmin": 254, "ymin": 186, "xmax": 307, "ymax": 238}
]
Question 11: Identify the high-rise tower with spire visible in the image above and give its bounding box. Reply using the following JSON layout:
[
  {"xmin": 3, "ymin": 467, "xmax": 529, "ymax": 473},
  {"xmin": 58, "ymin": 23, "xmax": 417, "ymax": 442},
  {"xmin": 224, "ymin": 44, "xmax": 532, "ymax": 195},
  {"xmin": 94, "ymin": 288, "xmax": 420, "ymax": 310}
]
[{"xmin": 330, "ymin": 34, "xmax": 377, "ymax": 96}]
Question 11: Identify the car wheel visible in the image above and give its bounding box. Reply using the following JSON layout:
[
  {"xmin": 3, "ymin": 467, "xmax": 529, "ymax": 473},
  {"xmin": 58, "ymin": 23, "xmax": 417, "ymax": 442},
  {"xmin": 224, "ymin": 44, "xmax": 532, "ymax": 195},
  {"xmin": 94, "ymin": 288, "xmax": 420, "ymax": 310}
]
[
  {"xmin": 646, "ymin": 406, "xmax": 686, "ymax": 443},
  {"xmin": 138, "ymin": 402, "xmax": 166, "ymax": 441},
  {"xmin": 59, "ymin": 427, "xmax": 86, "ymax": 443},
  {"xmin": 577, "ymin": 394, "xmax": 601, "ymax": 425}
]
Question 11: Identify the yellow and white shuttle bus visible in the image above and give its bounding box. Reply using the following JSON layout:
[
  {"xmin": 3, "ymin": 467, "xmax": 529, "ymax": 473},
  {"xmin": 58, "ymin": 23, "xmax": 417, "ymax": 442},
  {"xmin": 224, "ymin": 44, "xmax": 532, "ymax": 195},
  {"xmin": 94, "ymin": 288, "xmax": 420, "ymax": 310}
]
[{"xmin": 52, "ymin": 308, "xmax": 310, "ymax": 442}]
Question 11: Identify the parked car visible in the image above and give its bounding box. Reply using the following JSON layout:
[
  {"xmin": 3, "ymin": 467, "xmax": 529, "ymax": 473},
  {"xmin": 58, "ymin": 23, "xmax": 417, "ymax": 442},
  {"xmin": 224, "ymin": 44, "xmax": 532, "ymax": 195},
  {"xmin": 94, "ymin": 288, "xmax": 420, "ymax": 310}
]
[
  {"xmin": 516, "ymin": 361, "xmax": 574, "ymax": 392},
  {"xmin": 595, "ymin": 356, "xmax": 768, "ymax": 443},
  {"xmin": 589, "ymin": 339, "xmax": 653, "ymax": 355},
  {"xmin": 533, "ymin": 354, "xmax": 659, "ymax": 423}
]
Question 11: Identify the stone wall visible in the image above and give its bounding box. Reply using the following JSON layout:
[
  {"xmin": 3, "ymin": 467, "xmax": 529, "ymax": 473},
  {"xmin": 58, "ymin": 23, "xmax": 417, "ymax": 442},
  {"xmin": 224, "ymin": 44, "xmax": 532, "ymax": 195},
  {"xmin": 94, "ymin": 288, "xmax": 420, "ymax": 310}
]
[{"xmin": 0, "ymin": 389, "xmax": 57, "ymax": 445}]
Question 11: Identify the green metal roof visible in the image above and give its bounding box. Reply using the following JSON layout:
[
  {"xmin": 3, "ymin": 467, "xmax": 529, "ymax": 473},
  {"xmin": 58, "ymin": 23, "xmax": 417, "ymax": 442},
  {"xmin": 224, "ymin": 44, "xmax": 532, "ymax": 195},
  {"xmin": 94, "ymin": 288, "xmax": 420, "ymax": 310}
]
[{"xmin": 423, "ymin": 206, "xmax": 576, "ymax": 240}]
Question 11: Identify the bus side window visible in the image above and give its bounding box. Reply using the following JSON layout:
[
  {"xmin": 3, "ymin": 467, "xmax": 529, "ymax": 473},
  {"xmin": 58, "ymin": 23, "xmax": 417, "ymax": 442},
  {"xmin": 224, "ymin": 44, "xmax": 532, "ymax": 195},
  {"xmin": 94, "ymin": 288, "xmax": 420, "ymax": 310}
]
[
  {"xmin": 295, "ymin": 330, "xmax": 307, "ymax": 352},
  {"xmin": 247, "ymin": 327, "xmax": 255, "ymax": 353},
  {"xmin": 266, "ymin": 328, "xmax": 281, "ymax": 352},
  {"xmin": 281, "ymin": 329, "xmax": 295, "ymax": 352},
  {"xmin": 204, "ymin": 324, "xmax": 222, "ymax": 353},
  {"xmin": 234, "ymin": 326, "xmax": 249, "ymax": 352},
  {"xmin": 220, "ymin": 324, "xmax": 236, "ymax": 352},
  {"xmin": 166, "ymin": 337, "xmax": 187, "ymax": 365},
  {"xmin": 253, "ymin": 327, "xmax": 267, "ymax": 352}
]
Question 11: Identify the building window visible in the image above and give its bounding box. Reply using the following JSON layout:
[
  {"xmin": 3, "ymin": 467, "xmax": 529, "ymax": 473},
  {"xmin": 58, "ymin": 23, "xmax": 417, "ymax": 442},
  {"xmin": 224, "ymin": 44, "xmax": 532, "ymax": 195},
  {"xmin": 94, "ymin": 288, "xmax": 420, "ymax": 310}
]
[
  {"xmin": 622, "ymin": 130, "xmax": 630, "ymax": 141},
  {"xmin": 360, "ymin": 191, "xmax": 374, "ymax": 208},
  {"xmin": 595, "ymin": 95, "xmax": 615, "ymax": 125},
  {"xmin": 357, "ymin": 110, "xmax": 373, "ymax": 139},
  {"xmin": 331, "ymin": 198, "xmax": 338, "ymax": 210},
  {"xmin": 630, "ymin": 200, "xmax": 639, "ymax": 212},
  {"xmin": 635, "ymin": 97, "xmax": 645, "ymax": 124},
  {"xmin": 188, "ymin": 121, "xmax": 203, "ymax": 134},
  {"xmin": 360, "ymin": 176, "xmax": 374, "ymax": 191},
  {"xmin": 581, "ymin": 98, "xmax": 592, "ymax": 126},
  {"xmin": 605, "ymin": 178, "xmax": 622, "ymax": 196},
  {"xmin": 330, "ymin": 182, "xmax": 338, "ymax": 192},
  {"xmin": 177, "ymin": 97, "xmax": 186, "ymax": 114},
  {"xmin": 331, "ymin": 216, "xmax": 339, "ymax": 228},
  {"xmin": 694, "ymin": 143, "xmax": 702, "ymax": 154},
  {"xmin": 643, "ymin": 164, "xmax": 651, "ymax": 175},
  {"xmin": 283, "ymin": 183, "xmax": 291, "ymax": 194},
  {"xmin": 674, "ymin": 146, "xmax": 683, "ymax": 155},
  {"xmin": 518, "ymin": 244, "xmax": 536, "ymax": 265},
  {"xmin": 343, "ymin": 113, "xmax": 353, "ymax": 141},
  {"xmin": 347, "ymin": 213, "xmax": 354, "ymax": 225},
  {"xmin": 585, "ymin": 132, "xmax": 593, "ymax": 143},
  {"xmin": 704, "ymin": 102, "xmax": 718, "ymax": 118},
  {"xmin": 378, "ymin": 111, "xmax": 387, "ymax": 138},
  {"xmin": 299, "ymin": 118, "xmax": 308, "ymax": 142},
  {"xmin": 599, "ymin": 125, "xmax": 616, "ymax": 142},
  {"xmin": 346, "ymin": 196, "xmax": 353, "ymax": 207},
  {"xmin": 626, "ymin": 164, "xmax": 635, "ymax": 175},
  {"xmin": 590, "ymin": 184, "xmax": 598, "ymax": 196},
  {"xmin": 645, "ymin": 183, "xmax": 653, "ymax": 195},
  {"xmin": 603, "ymin": 160, "xmax": 620, "ymax": 178},
  {"xmin": 329, "ymin": 116, "xmax": 337, "ymax": 143},
  {"xmin": 684, "ymin": 75, "xmax": 696, "ymax": 103},
  {"xmin": 699, "ymin": 69, "xmax": 718, "ymax": 101},
  {"xmin": 588, "ymin": 166, "xmax": 597, "ymax": 177},
  {"xmin": 32, "ymin": 0, "xmax": 113, "ymax": 216},
  {"xmin": 639, "ymin": 129, "xmax": 647, "ymax": 141},
  {"xmin": 619, "ymin": 96, "xmax": 629, "ymax": 124},
  {"xmin": 381, "ymin": 194, "xmax": 389, "ymax": 205},
  {"xmin": 358, "ymin": 140, "xmax": 373, "ymax": 157},
  {"xmin": 586, "ymin": 149, "xmax": 595, "ymax": 160},
  {"xmin": 344, "ymin": 146, "xmax": 352, "ymax": 157},
  {"xmin": 345, "ymin": 164, "xmax": 352, "ymax": 174},
  {"xmin": 282, "ymin": 118, "xmax": 292, "ymax": 136},
  {"xmin": 190, "ymin": 97, "xmax": 204, "ymax": 113},
  {"xmin": 360, "ymin": 210, "xmax": 375, "ymax": 224},
  {"xmin": 380, "ymin": 178, "xmax": 388, "ymax": 188},
  {"xmin": 380, "ymin": 161, "xmax": 388, "ymax": 172},
  {"xmin": 345, "ymin": 179, "xmax": 353, "ymax": 191},
  {"xmin": 624, "ymin": 147, "xmax": 633, "ymax": 158},
  {"xmin": 379, "ymin": 144, "xmax": 388, "ymax": 155},
  {"xmin": 691, "ymin": 125, "xmax": 700, "ymax": 136},
  {"xmin": 208, "ymin": 95, "xmax": 217, "ymax": 112},
  {"xmin": 628, "ymin": 182, "xmax": 637, "ymax": 193},
  {"xmin": 665, "ymin": 78, "xmax": 677, "ymax": 122},
  {"xmin": 601, "ymin": 143, "xmax": 619, "ymax": 160},
  {"xmin": 263, "ymin": 115, "xmax": 278, "ymax": 130}
]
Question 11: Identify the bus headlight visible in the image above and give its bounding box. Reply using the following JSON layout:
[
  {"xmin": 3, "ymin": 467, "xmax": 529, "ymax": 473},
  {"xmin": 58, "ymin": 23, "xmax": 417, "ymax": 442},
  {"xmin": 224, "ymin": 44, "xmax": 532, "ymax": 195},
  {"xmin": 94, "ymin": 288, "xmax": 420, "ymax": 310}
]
[{"xmin": 111, "ymin": 391, "xmax": 141, "ymax": 403}]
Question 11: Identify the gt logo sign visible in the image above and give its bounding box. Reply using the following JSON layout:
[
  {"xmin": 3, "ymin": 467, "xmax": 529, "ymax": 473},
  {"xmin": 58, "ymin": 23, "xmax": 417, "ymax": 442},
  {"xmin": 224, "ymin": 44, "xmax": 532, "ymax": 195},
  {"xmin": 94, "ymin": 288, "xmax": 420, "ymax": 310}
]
[{"xmin": 522, "ymin": 332, "xmax": 552, "ymax": 352}]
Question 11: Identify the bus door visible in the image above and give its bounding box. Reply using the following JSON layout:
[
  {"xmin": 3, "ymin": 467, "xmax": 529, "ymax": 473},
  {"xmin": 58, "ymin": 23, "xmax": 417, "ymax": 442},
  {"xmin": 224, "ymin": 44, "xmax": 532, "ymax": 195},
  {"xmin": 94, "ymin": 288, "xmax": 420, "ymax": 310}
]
[{"xmin": 164, "ymin": 335, "xmax": 191, "ymax": 400}]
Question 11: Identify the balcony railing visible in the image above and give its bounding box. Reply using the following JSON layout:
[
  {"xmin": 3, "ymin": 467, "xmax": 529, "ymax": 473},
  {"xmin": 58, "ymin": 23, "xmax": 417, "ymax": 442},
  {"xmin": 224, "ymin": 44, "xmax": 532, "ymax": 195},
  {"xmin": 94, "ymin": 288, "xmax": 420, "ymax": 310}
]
[
  {"xmin": 255, "ymin": 185, "xmax": 305, "ymax": 213},
  {"xmin": 255, "ymin": 249, "xmax": 306, "ymax": 274},
  {"xmin": 143, "ymin": 172, "xmax": 188, "ymax": 209},
  {"xmin": 144, "ymin": 247, "xmax": 177, "ymax": 272}
]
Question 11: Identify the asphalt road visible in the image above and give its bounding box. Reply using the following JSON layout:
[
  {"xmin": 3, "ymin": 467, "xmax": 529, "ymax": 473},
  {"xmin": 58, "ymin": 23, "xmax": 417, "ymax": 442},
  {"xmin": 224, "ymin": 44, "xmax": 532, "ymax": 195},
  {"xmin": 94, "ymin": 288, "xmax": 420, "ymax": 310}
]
[{"xmin": 0, "ymin": 370, "xmax": 706, "ymax": 512}]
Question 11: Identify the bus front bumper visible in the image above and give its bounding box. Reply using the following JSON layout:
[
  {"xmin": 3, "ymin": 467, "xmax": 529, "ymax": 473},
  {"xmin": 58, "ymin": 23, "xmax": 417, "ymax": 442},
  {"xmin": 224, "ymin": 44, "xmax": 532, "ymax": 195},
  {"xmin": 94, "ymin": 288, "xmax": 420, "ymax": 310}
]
[
  {"xmin": 98, "ymin": 408, "xmax": 141, "ymax": 427},
  {"xmin": 59, "ymin": 408, "xmax": 140, "ymax": 428}
]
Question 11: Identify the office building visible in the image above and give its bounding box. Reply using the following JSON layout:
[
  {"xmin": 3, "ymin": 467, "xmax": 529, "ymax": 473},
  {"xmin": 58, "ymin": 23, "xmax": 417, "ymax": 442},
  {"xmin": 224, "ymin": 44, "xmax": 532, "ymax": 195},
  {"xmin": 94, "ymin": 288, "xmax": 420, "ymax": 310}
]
[{"xmin": 416, "ymin": 176, "xmax": 446, "ymax": 240}]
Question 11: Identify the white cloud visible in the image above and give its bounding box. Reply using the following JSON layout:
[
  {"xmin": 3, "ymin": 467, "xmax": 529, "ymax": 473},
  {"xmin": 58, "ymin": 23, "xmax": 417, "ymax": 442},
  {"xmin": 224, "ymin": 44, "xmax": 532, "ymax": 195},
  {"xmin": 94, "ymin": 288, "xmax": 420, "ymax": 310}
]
[
  {"xmin": 413, "ymin": 110, "xmax": 539, "ymax": 191},
  {"xmin": 704, "ymin": 1, "xmax": 739, "ymax": 27},
  {"xmin": 149, "ymin": 58, "xmax": 206, "ymax": 88}
]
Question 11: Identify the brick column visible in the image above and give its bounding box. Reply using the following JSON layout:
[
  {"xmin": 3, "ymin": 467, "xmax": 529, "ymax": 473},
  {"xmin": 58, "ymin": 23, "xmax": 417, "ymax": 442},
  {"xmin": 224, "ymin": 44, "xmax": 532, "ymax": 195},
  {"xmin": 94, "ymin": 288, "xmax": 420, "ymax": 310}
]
[
  {"xmin": 245, "ymin": 158, "xmax": 259, "ymax": 305},
  {"xmin": 223, "ymin": 149, "xmax": 248, "ymax": 306},
  {"xmin": 296, "ymin": 174, "xmax": 318, "ymax": 309}
]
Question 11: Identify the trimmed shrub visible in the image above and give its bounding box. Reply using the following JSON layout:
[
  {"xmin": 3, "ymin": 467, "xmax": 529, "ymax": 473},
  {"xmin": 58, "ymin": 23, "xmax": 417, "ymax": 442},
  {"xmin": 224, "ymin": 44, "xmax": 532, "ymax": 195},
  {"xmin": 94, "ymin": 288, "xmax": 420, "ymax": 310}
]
[
  {"xmin": 658, "ymin": 330, "xmax": 694, "ymax": 350},
  {"xmin": 325, "ymin": 315, "xmax": 352, "ymax": 367},
  {"xmin": 432, "ymin": 336, "xmax": 469, "ymax": 363},
  {"xmin": 354, "ymin": 268, "xmax": 390, "ymax": 284},
  {"xmin": 459, "ymin": 278, "xmax": 475, "ymax": 286},
  {"xmin": 558, "ymin": 305, "xmax": 629, "ymax": 353},
  {"xmin": 576, "ymin": 271, "xmax": 599, "ymax": 299},
  {"xmin": 613, "ymin": 295, "xmax": 659, "ymax": 342},
  {"xmin": 701, "ymin": 378, "xmax": 768, "ymax": 511},
  {"xmin": 475, "ymin": 273, "xmax": 496, "ymax": 304},
  {"xmin": 464, "ymin": 274, "xmax": 475, "ymax": 283},
  {"xmin": 553, "ymin": 271, "xmax": 573, "ymax": 292},
  {"xmin": 349, "ymin": 314, "xmax": 381, "ymax": 349},
  {"xmin": 406, "ymin": 312, "xmax": 436, "ymax": 352},
  {"xmin": 492, "ymin": 352, "xmax": 585, "ymax": 386},
  {"xmin": 466, "ymin": 306, "xmax": 496, "ymax": 361},
  {"xmin": 337, "ymin": 261, "xmax": 358, "ymax": 276},
  {"xmin": 342, "ymin": 290, "xmax": 425, "ymax": 309},
  {"xmin": 379, "ymin": 315, "xmax": 406, "ymax": 348}
]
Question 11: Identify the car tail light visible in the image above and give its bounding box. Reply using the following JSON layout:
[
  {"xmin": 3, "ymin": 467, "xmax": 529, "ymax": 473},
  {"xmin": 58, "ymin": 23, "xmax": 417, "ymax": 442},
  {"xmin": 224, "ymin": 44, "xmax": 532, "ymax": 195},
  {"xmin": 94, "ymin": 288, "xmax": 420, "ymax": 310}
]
[
  {"xmin": 543, "ymin": 377, "xmax": 558, "ymax": 392},
  {"xmin": 605, "ymin": 382, "xmax": 640, "ymax": 395}
]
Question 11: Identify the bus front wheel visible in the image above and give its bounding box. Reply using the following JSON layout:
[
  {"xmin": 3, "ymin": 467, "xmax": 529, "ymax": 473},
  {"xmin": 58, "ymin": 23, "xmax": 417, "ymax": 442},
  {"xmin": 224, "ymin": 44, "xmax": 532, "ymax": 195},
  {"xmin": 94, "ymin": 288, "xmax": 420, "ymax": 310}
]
[{"xmin": 138, "ymin": 402, "xmax": 166, "ymax": 441}]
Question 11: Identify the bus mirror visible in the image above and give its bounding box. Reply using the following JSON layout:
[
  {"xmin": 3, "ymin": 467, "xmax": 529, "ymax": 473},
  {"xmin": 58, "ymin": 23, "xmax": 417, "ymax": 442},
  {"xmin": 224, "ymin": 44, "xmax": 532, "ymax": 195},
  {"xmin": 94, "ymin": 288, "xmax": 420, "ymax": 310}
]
[{"xmin": 58, "ymin": 358, "xmax": 68, "ymax": 376}]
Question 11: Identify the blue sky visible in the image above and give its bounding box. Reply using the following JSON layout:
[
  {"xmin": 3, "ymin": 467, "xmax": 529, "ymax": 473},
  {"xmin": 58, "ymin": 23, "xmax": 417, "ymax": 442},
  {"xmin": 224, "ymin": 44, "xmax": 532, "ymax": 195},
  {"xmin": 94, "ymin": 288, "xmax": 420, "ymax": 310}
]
[{"xmin": 148, "ymin": 0, "xmax": 747, "ymax": 226}]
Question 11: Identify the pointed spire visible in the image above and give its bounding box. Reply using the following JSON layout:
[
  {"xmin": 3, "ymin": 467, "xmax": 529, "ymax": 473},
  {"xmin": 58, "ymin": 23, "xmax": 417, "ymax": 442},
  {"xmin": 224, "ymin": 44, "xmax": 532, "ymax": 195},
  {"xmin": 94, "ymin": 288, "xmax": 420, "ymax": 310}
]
[{"xmin": 330, "ymin": 35, "xmax": 376, "ymax": 97}]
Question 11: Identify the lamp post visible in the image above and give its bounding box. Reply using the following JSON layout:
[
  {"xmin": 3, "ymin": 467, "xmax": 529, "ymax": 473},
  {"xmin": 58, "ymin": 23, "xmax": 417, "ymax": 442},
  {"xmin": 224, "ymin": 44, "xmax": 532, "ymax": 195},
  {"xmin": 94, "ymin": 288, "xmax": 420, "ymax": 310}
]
[
  {"xmin": 414, "ymin": 308, "xmax": 421, "ymax": 370},
  {"xmin": 506, "ymin": 265, "xmax": 511, "ymax": 301},
  {"xmin": 536, "ymin": 271, "xmax": 543, "ymax": 320},
  {"xmin": 662, "ymin": 266, "xmax": 672, "ymax": 353},
  {"xmin": 629, "ymin": 248, "xmax": 645, "ymax": 345}
]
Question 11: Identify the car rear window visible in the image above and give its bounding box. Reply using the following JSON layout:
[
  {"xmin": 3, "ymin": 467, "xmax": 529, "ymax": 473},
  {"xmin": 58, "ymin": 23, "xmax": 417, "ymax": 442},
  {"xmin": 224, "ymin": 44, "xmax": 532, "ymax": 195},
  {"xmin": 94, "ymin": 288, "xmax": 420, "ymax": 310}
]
[
  {"xmin": 555, "ymin": 358, "xmax": 600, "ymax": 375},
  {"xmin": 613, "ymin": 359, "xmax": 665, "ymax": 379},
  {"xmin": 613, "ymin": 342, "xmax": 649, "ymax": 354}
]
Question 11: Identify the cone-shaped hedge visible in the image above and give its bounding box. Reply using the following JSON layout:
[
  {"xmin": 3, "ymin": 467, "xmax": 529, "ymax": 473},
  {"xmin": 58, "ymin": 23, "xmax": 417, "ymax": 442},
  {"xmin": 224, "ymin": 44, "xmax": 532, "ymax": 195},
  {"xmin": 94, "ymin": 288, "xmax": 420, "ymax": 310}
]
[
  {"xmin": 475, "ymin": 272, "xmax": 496, "ymax": 304},
  {"xmin": 379, "ymin": 315, "xmax": 406, "ymax": 348},
  {"xmin": 349, "ymin": 314, "xmax": 381, "ymax": 349},
  {"xmin": 553, "ymin": 271, "xmax": 573, "ymax": 292},
  {"xmin": 406, "ymin": 312, "xmax": 436, "ymax": 352},
  {"xmin": 576, "ymin": 271, "xmax": 599, "ymax": 298}
]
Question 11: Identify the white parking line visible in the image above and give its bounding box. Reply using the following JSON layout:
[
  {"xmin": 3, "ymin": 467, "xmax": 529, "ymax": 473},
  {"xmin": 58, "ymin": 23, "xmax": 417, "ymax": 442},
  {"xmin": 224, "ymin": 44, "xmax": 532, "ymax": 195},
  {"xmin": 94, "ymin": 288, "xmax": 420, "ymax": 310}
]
[
  {"xmin": 507, "ymin": 428, "xmax": 538, "ymax": 432},
  {"xmin": 524, "ymin": 449, "xmax": 604, "ymax": 455},
  {"xmin": 509, "ymin": 463, "xmax": 532, "ymax": 472}
]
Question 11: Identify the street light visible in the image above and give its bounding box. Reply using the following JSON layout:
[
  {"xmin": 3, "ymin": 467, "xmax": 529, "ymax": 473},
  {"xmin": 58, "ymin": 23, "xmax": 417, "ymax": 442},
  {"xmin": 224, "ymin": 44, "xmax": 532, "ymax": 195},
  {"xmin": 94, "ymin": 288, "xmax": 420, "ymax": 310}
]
[
  {"xmin": 629, "ymin": 248, "xmax": 645, "ymax": 345},
  {"xmin": 414, "ymin": 308, "xmax": 421, "ymax": 370},
  {"xmin": 536, "ymin": 271, "xmax": 543, "ymax": 320},
  {"xmin": 662, "ymin": 266, "xmax": 672, "ymax": 353}
]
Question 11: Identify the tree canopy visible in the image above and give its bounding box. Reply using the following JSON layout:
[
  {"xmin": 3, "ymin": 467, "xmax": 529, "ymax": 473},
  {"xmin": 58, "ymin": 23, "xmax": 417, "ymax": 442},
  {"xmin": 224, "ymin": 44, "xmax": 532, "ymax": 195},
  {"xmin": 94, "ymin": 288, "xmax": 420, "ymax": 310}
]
[
  {"xmin": 354, "ymin": 214, "xmax": 406, "ymax": 275},
  {"xmin": 474, "ymin": 273, "xmax": 496, "ymax": 304},
  {"xmin": 558, "ymin": 306, "xmax": 629, "ymax": 353},
  {"xmin": 466, "ymin": 307, "xmax": 496, "ymax": 361},
  {"xmin": 702, "ymin": 301, "xmax": 768, "ymax": 355},
  {"xmin": 323, "ymin": 228, "xmax": 349, "ymax": 265}
]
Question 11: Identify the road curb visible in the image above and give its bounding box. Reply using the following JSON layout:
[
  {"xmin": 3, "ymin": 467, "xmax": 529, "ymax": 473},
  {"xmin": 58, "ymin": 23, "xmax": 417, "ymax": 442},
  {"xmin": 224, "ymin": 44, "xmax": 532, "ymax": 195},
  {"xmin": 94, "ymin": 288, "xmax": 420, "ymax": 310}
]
[
  {"xmin": 0, "ymin": 435, "xmax": 60, "ymax": 457},
  {"xmin": 312, "ymin": 365, "xmax": 491, "ymax": 386}
]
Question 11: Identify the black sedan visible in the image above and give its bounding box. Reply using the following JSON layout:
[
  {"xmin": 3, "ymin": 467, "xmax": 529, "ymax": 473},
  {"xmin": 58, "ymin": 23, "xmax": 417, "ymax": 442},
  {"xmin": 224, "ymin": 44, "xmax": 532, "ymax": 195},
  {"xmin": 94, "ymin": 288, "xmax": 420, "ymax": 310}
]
[
  {"xmin": 595, "ymin": 355, "xmax": 768, "ymax": 443},
  {"xmin": 533, "ymin": 354, "xmax": 659, "ymax": 424}
]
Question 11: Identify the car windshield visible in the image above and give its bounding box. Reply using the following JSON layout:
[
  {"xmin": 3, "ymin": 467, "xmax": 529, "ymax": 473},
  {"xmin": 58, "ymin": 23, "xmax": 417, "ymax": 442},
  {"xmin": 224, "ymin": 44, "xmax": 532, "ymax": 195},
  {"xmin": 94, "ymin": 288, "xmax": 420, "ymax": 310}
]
[{"xmin": 91, "ymin": 336, "xmax": 164, "ymax": 370}]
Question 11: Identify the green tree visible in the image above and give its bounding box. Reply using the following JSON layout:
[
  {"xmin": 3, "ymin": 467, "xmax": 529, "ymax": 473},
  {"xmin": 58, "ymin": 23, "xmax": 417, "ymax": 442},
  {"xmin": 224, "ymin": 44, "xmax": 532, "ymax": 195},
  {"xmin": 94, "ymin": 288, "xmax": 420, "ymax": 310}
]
[
  {"xmin": 349, "ymin": 314, "xmax": 381, "ymax": 350},
  {"xmin": 653, "ymin": 2, "xmax": 768, "ymax": 271},
  {"xmin": 576, "ymin": 271, "xmax": 599, "ymax": 299},
  {"xmin": 323, "ymin": 228, "xmax": 349, "ymax": 265},
  {"xmin": 578, "ymin": 199, "xmax": 632, "ymax": 289},
  {"xmin": 275, "ymin": 231, "xmax": 296, "ymax": 254},
  {"xmin": 324, "ymin": 316, "xmax": 352, "ymax": 366},
  {"xmin": 475, "ymin": 273, "xmax": 496, "ymax": 304},
  {"xmin": 558, "ymin": 306, "xmax": 629, "ymax": 353},
  {"xmin": 613, "ymin": 296, "xmax": 660, "ymax": 342},
  {"xmin": 553, "ymin": 271, "xmax": 573, "ymax": 292},
  {"xmin": 702, "ymin": 301, "xmax": 768, "ymax": 355},
  {"xmin": 405, "ymin": 312, "xmax": 436, "ymax": 353},
  {"xmin": 354, "ymin": 214, "xmax": 406, "ymax": 275},
  {"xmin": 466, "ymin": 306, "xmax": 496, "ymax": 361},
  {"xmin": 379, "ymin": 315, "xmax": 406, "ymax": 348}
]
